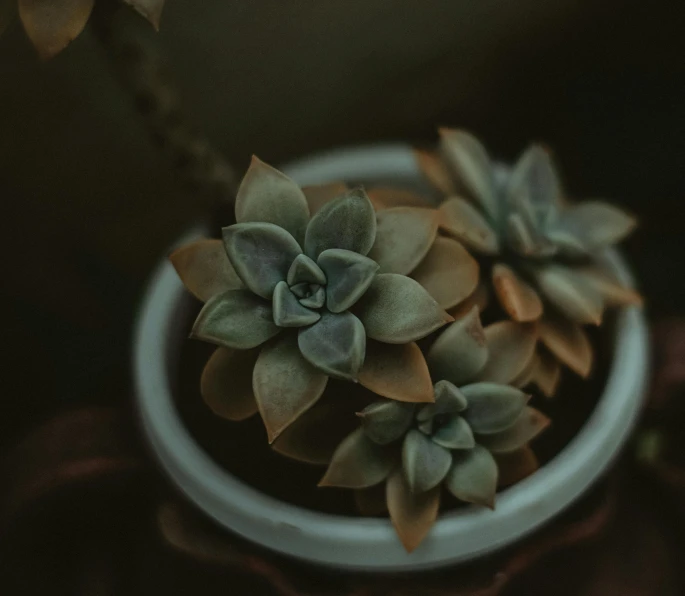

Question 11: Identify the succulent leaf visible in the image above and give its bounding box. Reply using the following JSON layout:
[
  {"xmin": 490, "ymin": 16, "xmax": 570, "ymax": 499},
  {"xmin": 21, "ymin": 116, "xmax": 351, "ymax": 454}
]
[
  {"xmin": 495, "ymin": 446, "xmax": 539, "ymax": 488},
  {"xmin": 319, "ymin": 428, "xmax": 395, "ymax": 488},
  {"xmin": 439, "ymin": 128, "xmax": 498, "ymax": 220},
  {"xmin": 317, "ymin": 248, "xmax": 379, "ymax": 313},
  {"xmin": 478, "ymin": 407, "xmax": 550, "ymax": 453},
  {"xmin": 533, "ymin": 264, "xmax": 604, "ymax": 325},
  {"xmin": 438, "ymin": 196, "xmax": 499, "ymax": 255},
  {"xmin": 530, "ymin": 349, "xmax": 562, "ymax": 397},
  {"xmin": 191, "ymin": 290, "xmax": 280, "ymax": 350},
  {"xmin": 358, "ymin": 401, "xmax": 415, "ymax": 445},
  {"xmin": 298, "ymin": 310, "xmax": 366, "ymax": 381},
  {"xmin": 19, "ymin": 0, "xmax": 94, "ymax": 59},
  {"xmin": 367, "ymin": 187, "xmax": 435, "ymax": 210},
  {"xmin": 123, "ymin": 0, "xmax": 166, "ymax": 29},
  {"xmin": 575, "ymin": 266, "xmax": 643, "ymax": 307},
  {"xmin": 539, "ymin": 314, "xmax": 593, "ymax": 377},
  {"xmin": 475, "ymin": 321, "xmax": 537, "ymax": 385},
  {"xmin": 169, "ymin": 239, "xmax": 244, "ymax": 302},
  {"xmin": 222, "ymin": 222, "xmax": 302, "ymax": 299},
  {"xmin": 506, "ymin": 212, "xmax": 545, "ymax": 256},
  {"xmin": 460, "ymin": 383, "xmax": 529, "ymax": 434},
  {"xmin": 367, "ymin": 207, "xmax": 438, "ymax": 275},
  {"xmin": 299, "ymin": 287, "xmax": 326, "ymax": 309},
  {"xmin": 427, "ymin": 306, "xmax": 488, "ymax": 386},
  {"xmin": 234, "ymin": 156, "xmax": 310, "ymax": 244},
  {"xmin": 411, "ymin": 236, "xmax": 480, "ymax": 310},
  {"xmin": 449, "ymin": 283, "xmax": 491, "ymax": 320},
  {"xmin": 358, "ymin": 341, "xmax": 434, "ymax": 404},
  {"xmin": 431, "ymin": 416, "xmax": 475, "ymax": 449},
  {"xmin": 253, "ymin": 333, "xmax": 328, "ymax": 442},
  {"xmin": 445, "ymin": 445, "xmax": 498, "ymax": 508},
  {"xmin": 286, "ymin": 254, "xmax": 327, "ymax": 286},
  {"xmin": 413, "ymin": 148, "xmax": 457, "ymax": 196},
  {"xmin": 302, "ymin": 182, "xmax": 348, "ymax": 215},
  {"xmin": 402, "ymin": 430, "xmax": 452, "ymax": 493},
  {"xmin": 554, "ymin": 201, "xmax": 637, "ymax": 251},
  {"xmin": 387, "ymin": 469, "xmax": 440, "ymax": 553},
  {"xmin": 355, "ymin": 274, "xmax": 453, "ymax": 344},
  {"xmin": 201, "ymin": 347, "xmax": 259, "ymax": 421},
  {"xmin": 492, "ymin": 263, "xmax": 543, "ymax": 322},
  {"xmin": 272, "ymin": 281, "xmax": 321, "ymax": 328},
  {"xmin": 304, "ymin": 187, "xmax": 377, "ymax": 259},
  {"xmin": 418, "ymin": 381, "xmax": 467, "ymax": 421}
]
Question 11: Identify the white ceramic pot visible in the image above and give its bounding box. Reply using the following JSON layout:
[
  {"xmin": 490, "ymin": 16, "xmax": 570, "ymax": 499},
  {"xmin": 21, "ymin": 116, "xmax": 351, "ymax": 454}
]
[{"xmin": 133, "ymin": 144, "xmax": 649, "ymax": 572}]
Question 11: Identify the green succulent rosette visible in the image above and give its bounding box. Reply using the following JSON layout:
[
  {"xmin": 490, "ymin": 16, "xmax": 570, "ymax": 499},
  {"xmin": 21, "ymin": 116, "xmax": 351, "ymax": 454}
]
[
  {"xmin": 171, "ymin": 157, "xmax": 454, "ymax": 441},
  {"xmin": 414, "ymin": 129, "xmax": 642, "ymax": 393},
  {"xmin": 320, "ymin": 308, "xmax": 549, "ymax": 552}
]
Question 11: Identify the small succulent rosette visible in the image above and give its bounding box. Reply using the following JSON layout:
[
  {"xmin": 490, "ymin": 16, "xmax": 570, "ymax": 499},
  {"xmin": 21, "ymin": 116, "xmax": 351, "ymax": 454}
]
[
  {"xmin": 170, "ymin": 157, "xmax": 456, "ymax": 442},
  {"xmin": 320, "ymin": 308, "xmax": 549, "ymax": 551},
  {"xmin": 414, "ymin": 129, "xmax": 642, "ymax": 394}
]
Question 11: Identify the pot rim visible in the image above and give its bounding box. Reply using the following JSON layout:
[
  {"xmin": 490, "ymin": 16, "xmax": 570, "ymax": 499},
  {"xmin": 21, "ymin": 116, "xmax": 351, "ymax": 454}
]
[{"xmin": 133, "ymin": 143, "xmax": 649, "ymax": 571}]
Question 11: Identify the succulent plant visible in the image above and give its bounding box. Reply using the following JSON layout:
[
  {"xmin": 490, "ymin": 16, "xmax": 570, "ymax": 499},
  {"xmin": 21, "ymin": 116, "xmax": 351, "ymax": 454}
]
[
  {"xmin": 171, "ymin": 157, "xmax": 455, "ymax": 442},
  {"xmin": 414, "ymin": 129, "xmax": 642, "ymax": 392},
  {"xmin": 320, "ymin": 308, "xmax": 549, "ymax": 552},
  {"xmin": 1, "ymin": 0, "xmax": 164, "ymax": 59}
]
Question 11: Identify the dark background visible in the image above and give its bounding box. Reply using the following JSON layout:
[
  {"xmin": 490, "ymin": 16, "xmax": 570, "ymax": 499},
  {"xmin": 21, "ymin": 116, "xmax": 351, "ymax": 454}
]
[{"xmin": 1, "ymin": 0, "xmax": 684, "ymax": 593}]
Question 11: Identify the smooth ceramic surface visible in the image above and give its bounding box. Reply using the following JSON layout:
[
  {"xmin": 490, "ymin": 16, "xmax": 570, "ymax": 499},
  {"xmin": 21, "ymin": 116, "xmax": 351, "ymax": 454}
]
[{"xmin": 133, "ymin": 144, "xmax": 649, "ymax": 571}]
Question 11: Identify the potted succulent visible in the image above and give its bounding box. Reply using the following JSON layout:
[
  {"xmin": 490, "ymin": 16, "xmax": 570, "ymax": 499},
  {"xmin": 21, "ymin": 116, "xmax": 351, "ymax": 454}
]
[{"xmin": 134, "ymin": 131, "xmax": 648, "ymax": 571}]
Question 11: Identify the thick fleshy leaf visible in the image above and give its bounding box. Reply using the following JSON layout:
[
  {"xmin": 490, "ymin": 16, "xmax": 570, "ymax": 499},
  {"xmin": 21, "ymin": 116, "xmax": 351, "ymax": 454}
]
[
  {"xmin": 367, "ymin": 207, "xmax": 438, "ymax": 275},
  {"xmin": 367, "ymin": 187, "xmax": 434, "ymax": 210},
  {"xmin": 506, "ymin": 145, "xmax": 561, "ymax": 226},
  {"xmin": 492, "ymin": 263, "xmax": 543, "ymax": 322},
  {"xmin": 286, "ymin": 254, "xmax": 326, "ymax": 286},
  {"xmin": 191, "ymin": 290, "xmax": 280, "ymax": 350},
  {"xmin": 387, "ymin": 469, "xmax": 440, "ymax": 552},
  {"xmin": 123, "ymin": 0, "xmax": 165, "ymax": 29},
  {"xmin": 476, "ymin": 321, "xmax": 537, "ymax": 384},
  {"xmin": 538, "ymin": 314, "xmax": 593, "ymax": 377},
  {"xmin": 354, "ymin": 274, "xmax": 453, "ymax": 343},
  {"xmin": 317, "ymin": 249, "xmax": 379, "ymax": 313},
  {"xmin": 411, "ymin": 237, "xmax": 480, "ymax": 310},
  {"xmin": 431, "ymin": 416, "xmax": 475, "ymax": 450},
  {"xmin": 505, "ymin": 213, "xmax": 543, "ymax": 257},
  {"xmin": 427, "ymin": 306, "xmax": 488, "ymax": 386},
  {"xmin": 272, "ymin": 281, "xmax": 321, "ymax": 327},
  {"xmin": 201, "ymin": 347, "xmax": 259, "ymax": 421},
  {"xmin": 531, "ymin": 349, "xmax": 562, "ymax": 397},
  {"xmin": 438, "ymin": 196, "xmax": 499, "ymax": 255},
  {"xmin": 19, "ymin": 0, "xmax": 94, "ymax": 59},
  {"xmin": 271, "ymin": 395, "xmax": 359, "ymax": 465},
  {"xmin": 304, "ymin": 187, "xmax": 376, "ymax": 259},
  {"xmin": 169, "ymin": 239, "xmax": 244, "ymax": 302},
  {"xmin": 319, "ymin": 429, "xmax": 395, "ymax": 488},
  {"xmin": 413, "ymin": 148, "xmax": 456, "ymax": 195},
  {"xmin": 511, "ymin": 349, "xmax": 538, "ymax": 389},
  {"xmin": 439, "ymin": 128, "xmax": 498, "ymax": 220},
  {"xmin": 358, "ymin": 341, "xmax": 434, "ymax": 404},
  {"xmin": 358, "ymin": 400, "xmax": 415, "ymax": 445},
  {"xmin": 253, "ymin": 334, "xmax": 328, "ymax": 442},
  {"xmin": 449, "ymin": 283, "xmax": 490, "ymax": 320},
  {"xmin": 234, "ymin": 156, "xmax": 310, "ymax": 244},
  {"xmin": 575, "ymin": 266, "xmax": 643, "ymax": 307},
  {"xmin": 222, "ymin": 222, "xmax": 302, "ymax": 299},
  {"xmin": 355, "ymin": 483, "xmax": 388, "ymax": 516},
  {"xmin": 298, "ymin": 311, "xmax": 365, "ymax": 381},
  {"xmin": 495, "ymin": 447, "xmax": 539, "ymax": 488},
  {"xmin": 555, "ymin": 201, "xmax": 637, "ymax": 251},
  {"xmin": 302, "ymin": 183, "xmax": 349, "ymax": 215},
  {"xmin": 418, "ymin": 381, "xmax": 467, "ymax": 421},
  {"xmin": 533, "ymin": 264, "xmax": 604, "ymax": 325},
  {"xmin": 460, "ymin": 383, "xmax": 529, "ymax": 434},
  {"xmin": 299, "ymin": 287, "xmax": 326, "ymax": 309},
  {"xmin": 445, "ymin": 445, "xmax": 498, "ymax": 508},
  {"xmin": 478, "ymin": 407, "xmax": 550, "ymax": 453},
  {"xmin": 402, "ymin": 430, "xmax": 452, "ymax": 493}
]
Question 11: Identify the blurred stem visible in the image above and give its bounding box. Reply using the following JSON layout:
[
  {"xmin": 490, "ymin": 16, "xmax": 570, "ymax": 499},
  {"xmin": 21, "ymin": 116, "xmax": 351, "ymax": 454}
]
[{"xmin": 90, "ymin": 2, "xmax": 238, "ymax": 208}]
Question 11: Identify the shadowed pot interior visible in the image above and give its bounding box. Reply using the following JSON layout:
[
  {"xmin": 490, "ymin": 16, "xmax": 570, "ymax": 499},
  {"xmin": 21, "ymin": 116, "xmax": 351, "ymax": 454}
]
[{"xmin": 133, "ymin": 144, "xmax": 649, "ymax": 572}]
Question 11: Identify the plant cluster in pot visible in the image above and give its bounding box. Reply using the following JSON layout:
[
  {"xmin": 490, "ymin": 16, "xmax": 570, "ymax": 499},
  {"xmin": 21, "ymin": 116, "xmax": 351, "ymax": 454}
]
[{"xmin": 134, "ymin": 130, "xmax": 649, "ymax": 571}]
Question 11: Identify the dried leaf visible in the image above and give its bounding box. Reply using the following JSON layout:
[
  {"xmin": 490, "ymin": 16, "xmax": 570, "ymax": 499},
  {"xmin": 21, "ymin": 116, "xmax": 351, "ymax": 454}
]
[
  {"xmin": 367, "ymin": 187, "xmax": 434, "ymax": 210},
  {"xmin": 358, "ymin": 341, "xmax": 434, "ymax": 404},
  {"xmin": 476, "ymin": 321, "xmax": 537, "ymax": 384},
  {"xmin": 201, "ymin": 347, "xmax": 259, "ymax": 421},
  {"xmin": 492, "ymin": 263, "xmax": 543, "ymax": 322},
  {"xmin": 539, "ymin": 313, "xmax": 593, "ymax": 377},
  {"xmin": 555, "ymin": 201, "xmax": 637, "ymax": 251},
  {"xmin": 438, "ymin": 196, "xmax": 499, "ymax": 254},
  {"xmin": 530, "ymin": 348, "xmax": 562, "ymax": 397}
]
